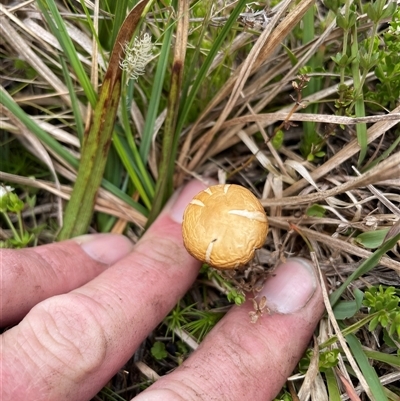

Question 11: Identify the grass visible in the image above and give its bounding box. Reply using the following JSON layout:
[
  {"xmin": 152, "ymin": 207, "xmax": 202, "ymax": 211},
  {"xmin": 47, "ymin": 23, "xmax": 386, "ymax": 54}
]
[{"xmin": 1, "ymin": 0, "xmax": 400, "ymax": 400}]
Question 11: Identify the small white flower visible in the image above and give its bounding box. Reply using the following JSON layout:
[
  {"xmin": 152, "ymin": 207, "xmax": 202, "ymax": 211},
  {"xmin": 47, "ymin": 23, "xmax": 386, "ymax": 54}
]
[
  {"xmin": 120, "ymin": 33, "xmax": 153, "ymax": 83},
  {"xmin": 0, "ymin": 185, "xmax": 14, "ymax": 199}
]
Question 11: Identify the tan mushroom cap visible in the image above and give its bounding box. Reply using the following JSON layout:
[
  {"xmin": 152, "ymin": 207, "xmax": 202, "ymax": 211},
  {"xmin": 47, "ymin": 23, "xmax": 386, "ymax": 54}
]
[{"xmin": 182, "ymin": 184, "xmax": 268, "ymax": 269}]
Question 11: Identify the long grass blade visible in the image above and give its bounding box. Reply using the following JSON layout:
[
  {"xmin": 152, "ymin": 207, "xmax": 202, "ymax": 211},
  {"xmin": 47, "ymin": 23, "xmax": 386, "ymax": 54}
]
[
  {"xmin": 119, "ymin": 87, "xmax": 155, "ymax": 203},
  {"xmin": 363, "ymin": 349, "xmax": 400, "ymax": 367},
  {"xmin": 36, "ymin": 0, "xmax": 97, "ymax": 107},
  {"xmin": 350, "ymin": 24, "xmax": 368, "ymax": 165},
  {"xmin": 111, "ymin": 0, "xmax": 131, "ymax": 49},
  {"xmin": 346, "ymin": 334, "xmax": 388, "ymax": 401},
  {"xmin": 0, "ymin": 87, "xmax": 78, "ymax": 168},
  {"xmin": 112, "ymin": 133, "xmax": 152, "ymax": 209},
  {"xmin": 325, "ymin": 368, "xmax": 342, "ymax": 401},
  {"xmin": 146, "ymin": 1, "xmax": 189, "ymax": 226},
  {"xmin": 139, "ymin": 16, "xmax": 174, "ymax": 162},
  {"xmin": 59, "ymin": 57, "xmax": 85, "ymax": 143},
  {"xmin": 58, "ymin": 0, "xmax": 150, "ymax": 240},
  {"xmin": 175, "ymin": 0, "xmax": 248, "ymax": 136}
]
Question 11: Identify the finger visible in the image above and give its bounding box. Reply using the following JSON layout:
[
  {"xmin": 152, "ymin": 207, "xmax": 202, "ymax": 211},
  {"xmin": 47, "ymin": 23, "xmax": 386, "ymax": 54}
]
[
  {"xmin": 134, "ymin": 258, "xmax": 325, "ymax": 401},
  {"xmin": 1, "ymin": 180, "xmax": 208, "ymax": 401},
  {"xmin": 0, "ymin": 234, "xmax": 135, "ymax": 326}
]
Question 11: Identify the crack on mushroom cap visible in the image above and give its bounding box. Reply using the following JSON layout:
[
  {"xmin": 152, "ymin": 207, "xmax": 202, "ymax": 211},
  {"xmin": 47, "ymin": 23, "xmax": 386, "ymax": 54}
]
[
  {"xmin": 190, "ymin": 199, "xmax": 205, "ymax": 207},
  {"xmin": 228, "ymin": 209, "xmax": 268, "ymax": 222},
  {"xmin": 205, "ymin": 239, "xmax": 217, "ymax": 263}
]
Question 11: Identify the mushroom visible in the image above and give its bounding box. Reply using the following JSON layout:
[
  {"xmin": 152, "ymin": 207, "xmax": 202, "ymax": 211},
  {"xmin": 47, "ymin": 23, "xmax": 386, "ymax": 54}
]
[{"xmin": 182, "ymin": 184, "xmax": 268, "ymax": 269}]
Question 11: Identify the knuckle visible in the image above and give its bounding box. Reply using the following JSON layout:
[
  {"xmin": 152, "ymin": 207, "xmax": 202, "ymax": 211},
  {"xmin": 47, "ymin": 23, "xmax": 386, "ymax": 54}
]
[
  {"xmin": 136, "ymin": 235, "xmax": 185, "ymax": 276},
  {"xmin": 30, "ymin": 293, "xmax": 109, "ymax": 379}
]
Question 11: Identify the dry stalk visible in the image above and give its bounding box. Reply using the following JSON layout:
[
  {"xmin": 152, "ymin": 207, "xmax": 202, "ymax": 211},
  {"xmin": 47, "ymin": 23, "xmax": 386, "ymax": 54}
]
[
  {"xmin": 261, "ymin": 152, "xmax": 400, "ymax": 207},
  {"xmin": 0, "ymin": 14, "xmax": 83, "ymax": 113},
  {"xmin": 268, "ymin": 217, "xmax": 400, "ymax": 272},
  {"xmin": 312, "ymin": 254, "xmax": 373, "ymax": 400},
  {"xmin": 179, "ymin": 0, "xmax": 314, "ymax": 176},
  {"xmin": 283, "ymin": 104, "xmax": 400, "ymax": 197},
  {"xmin": 0, "ymin": 172, "xmax": 147, "ymax": 227}
]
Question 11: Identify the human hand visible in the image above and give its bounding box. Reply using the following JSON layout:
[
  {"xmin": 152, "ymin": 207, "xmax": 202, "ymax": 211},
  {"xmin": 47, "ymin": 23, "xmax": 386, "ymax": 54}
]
[{"xmin": 1, "ymin": 180, "xmax": 325, "ymax": 401}]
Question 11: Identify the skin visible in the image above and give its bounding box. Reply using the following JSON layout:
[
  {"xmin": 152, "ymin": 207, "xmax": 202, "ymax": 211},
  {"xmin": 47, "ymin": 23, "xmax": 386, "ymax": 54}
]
[{"xmin": 0, "ymin": 180, "xmax": 325, "ymax": 401}]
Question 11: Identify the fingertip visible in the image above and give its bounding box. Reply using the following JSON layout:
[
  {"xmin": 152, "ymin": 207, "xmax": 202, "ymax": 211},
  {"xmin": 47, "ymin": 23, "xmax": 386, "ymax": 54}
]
[
  {"xmin": 166, "ymin": 179, "xmax": 217, "ymax": 224},
  {"xmin": 133, "ymin": 389, "xmax": 185, "ymax": 401},
  {"xmin": 72, "ymin": 234, "xmax": 134, "ymax": 265},
  {"xmin": 259, "ymin": 258, "xmax": 319, "ymax": 314}
]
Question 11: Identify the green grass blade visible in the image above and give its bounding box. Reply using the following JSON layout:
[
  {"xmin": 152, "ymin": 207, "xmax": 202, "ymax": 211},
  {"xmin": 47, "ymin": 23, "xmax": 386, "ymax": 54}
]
[
  {"xmin": 319, "ymin": 313, "xmax": 378, "ymax": 349},
  {"xmin": 97, "ymin": 148, "xmax": 126, "ymax": 231},
  {"xmin": 325, "ymin": 368, "xmax": 342, "ymax": 401},
  {"xmin": 1, "ymin": 83, "xmax": 148, "ymax": 218},
  {"xmin": 119, "ymin": 87, "xmax": 155, "ymax": 200},
  {"xmin": 178, "ymin": 1, "xmax": 213, "ymax": 120},
  {"xmin": 350, "ymin": 25, "xmax": 368, "ymax": 165},
  {"xmin": 111, "ymin": 0, "xmax": 130, "ymax": 49},
  {"xmin": 0, "ymin": 87, "xmax": 78, "ymax": 168},
  {"xmin": 329, "ymin": 232, "xmax": 400, "ymax": 306},
  {"xmin": 139, "ymin": 19, "xmax": 174, "ymax": 163},
  {"xmin": 354, "ymin": 101, "xmax": 368, "ymax": 166},
  {"xmin": 112, "ymin": 133, "xmax": 152, "ymax": 209},
  {"xmin": 58, "ymin": 0, "xmax": 150, "ymax": 240},
  {"xmin": 175, "ymin": 0, "xmax": 247, "ymax": 136},
  {"xmin": 300, "ymin": 6, "xmax": 324, "ymax": 160},
  {"xmin": 102, "ymin": 178, "xmax": 148, "ymax": 216},
  {"xmin": 36, "ymin": 0, "xmax": 97, "ymax": 107},
  {"xmin": 363, "ymin": 349, "xmax": 400, "ymax": 367},
  {"xmin": 58, "ymin": 77, "xmax": 122, "ymax": 239},
  {"xmin": 346, "ymin": 334, "xmax": 388, "ymax": 401},
  {"xmin": 146, "ymin": 2, "xmax": 189, "ymax": 226},
  {"xmin": 59, "ymin": 56, "xmax": 85, "ymax": 143},
  {"xmin": 361, "ymin": 132, "xmax": 400, "ymax": 171}
]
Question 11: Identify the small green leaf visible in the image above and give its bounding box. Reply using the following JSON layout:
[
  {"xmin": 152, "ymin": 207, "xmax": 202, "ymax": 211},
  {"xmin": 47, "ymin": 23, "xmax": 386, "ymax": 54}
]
[
  {"xmin": 306, "ymin": 204, "xmax": 326, "ymax": 218},
  {"xmin": 227, "ymin": 289, "xmax": 245, "ymax": 305},
  {"xmin": 369, "ymin": 315, "xmax": 380, "ymax": 331},
  {"xmin": 282, "ymin": 44, "xmax": 298, "ymax": 66},
  {"xmin": 354, "ymin": 229, "xmax": 390, "ymax": 249},
  {"xmin": 333, "ymin": 289, "xmax": 364, "ymax": 319},
  {"xmin": 336, "ymin": 13, "xmax": 348, "ymax": 29},
  {"xmin": 383, "ymin": 329, "xmax": 397, "ymax": 347},
  {"xmin": 348, "ymin": 10, "xmax": 357, "ymax": 28},
  {"xmin": 366, "ymin": 3, "xmax": 378, "ymax": 21},
  {"xmin": 151, "ymin": 341, "xmax": 168, "ymax": 360},
  {"xmin": 381, "ymin": 2, "xmax": 397, "ymax": 20},
  {"xmin": 380, "ymin": 314, "xmax": 388, "ymax": 327},
  {"xmin": 272, "ymin": 130, "xmax": 284, "ymax": 149},
  {"xmin": 7, "ymin": 193, "xmax": 24, "ymax": 213}
]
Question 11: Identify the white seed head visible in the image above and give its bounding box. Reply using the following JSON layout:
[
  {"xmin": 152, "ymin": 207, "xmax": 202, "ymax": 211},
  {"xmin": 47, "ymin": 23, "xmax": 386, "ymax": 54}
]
[{"xmin": 119, "ymin": 33, "xmax": 153, "ymax": 83}]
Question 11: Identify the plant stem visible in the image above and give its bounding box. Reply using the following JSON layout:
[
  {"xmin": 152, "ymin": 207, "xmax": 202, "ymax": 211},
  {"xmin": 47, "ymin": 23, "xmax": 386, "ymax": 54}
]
[{"xmin": 1, "ymin": 212, "xmax": 21, "ymax": 242}]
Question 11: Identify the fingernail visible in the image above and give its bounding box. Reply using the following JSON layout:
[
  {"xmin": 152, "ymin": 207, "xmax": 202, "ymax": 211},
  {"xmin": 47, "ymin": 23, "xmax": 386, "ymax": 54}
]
[
  {"xmin": 72, "ymin": 234, "xmax": 134, "ymax": 265},
  {"xmin": 168, "ymin": 179, "xmax": 216, "ymax": 223},
  {"xmin": 259, "ymin": 258, "xmax": 317, "ymax": 314}
]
